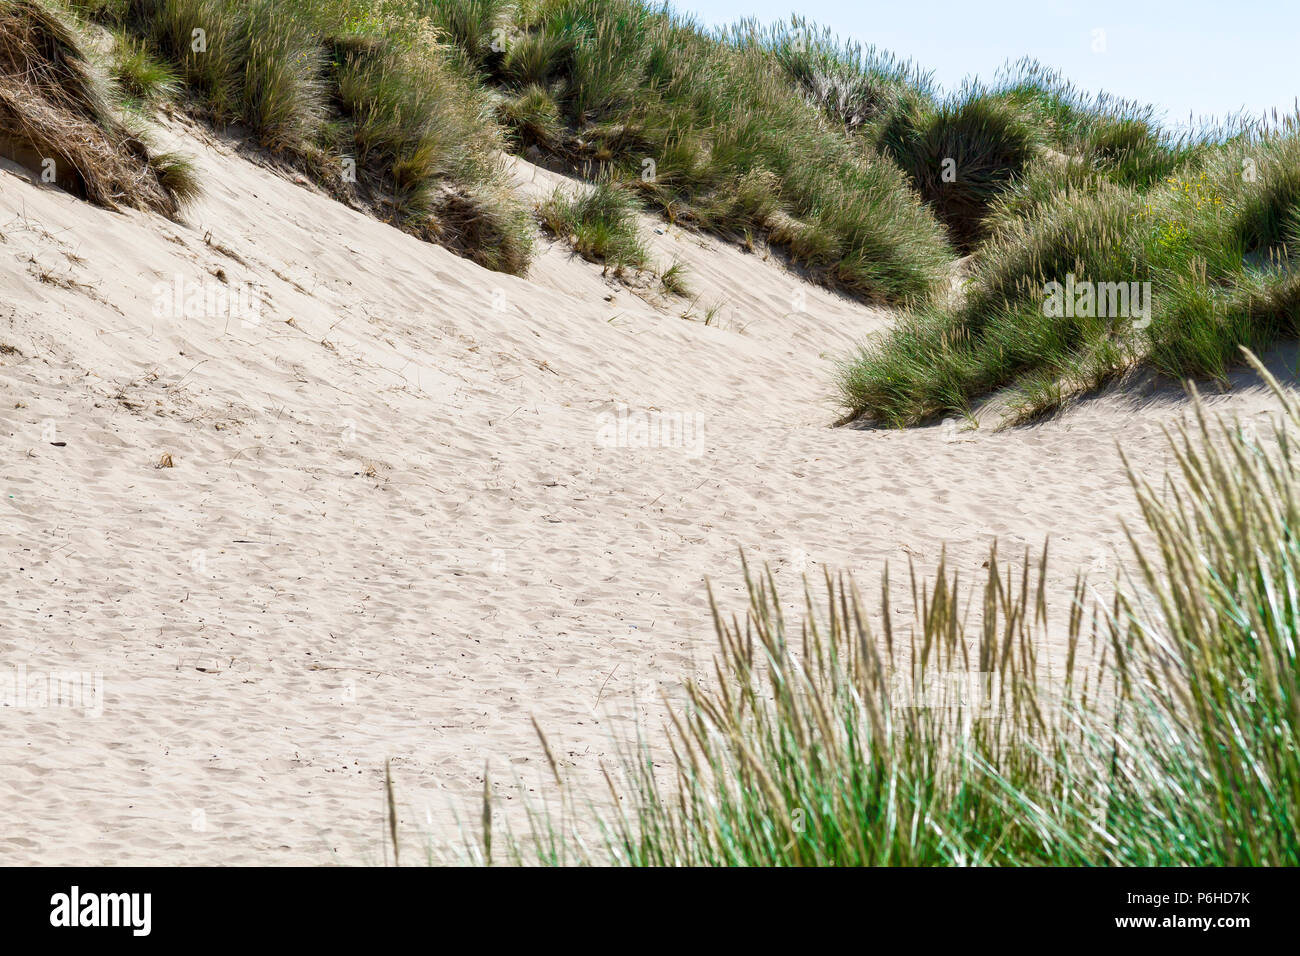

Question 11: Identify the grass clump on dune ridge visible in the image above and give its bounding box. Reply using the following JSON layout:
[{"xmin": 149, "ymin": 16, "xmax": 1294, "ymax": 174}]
[
  {"xmin": 69, "ymin": 0, "xmax": 535, "ymax": 274},
  {"xmin": 537, "ymin": 178, "xmax": 648, "ymax": 272},
  {"xmin": 992, "ymin": 59, "xmax": 1206, "ymax": 192},
  {"xmin": 769, "ymin": 24, "xmax": 1037, "ymax": 252},
  {"xmin": 429, "ymin": 0, "xmax": 954, "ymax": 304},
  {"xmin": 771, "ymin": 17, "xmax": 935, "ymax": 137},
  {"xmin": 461, "ymin": 352, "xmax": 1299, "ymax": 866},
  {"xmin": 838, "ymin": 114, "xmax": 1300, "ymax": 426},
  {"xmin": 832, "ymin": 57, "xmax": 1295, "ymax": 426},
  {"xmin": 877, "ymin": 89, "xmax": 1041, "ymax": 252},
  {"xmin": 0, "ymin": 0, "xmax": 196, "ymax": 214}
]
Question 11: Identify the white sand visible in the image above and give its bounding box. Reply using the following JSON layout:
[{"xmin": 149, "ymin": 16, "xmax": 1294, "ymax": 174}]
[{"xmin": 0, "ymin": 120, "xmax": 1292, "ymax": 863}]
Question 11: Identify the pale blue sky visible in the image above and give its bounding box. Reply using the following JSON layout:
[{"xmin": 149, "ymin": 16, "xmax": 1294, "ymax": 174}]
[{"xmin": 678, "ymin": 0, "xmax": 1295, "ymax": 130}]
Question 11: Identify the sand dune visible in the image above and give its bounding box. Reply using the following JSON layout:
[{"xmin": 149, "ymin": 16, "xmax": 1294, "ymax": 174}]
[{"xmin": 0, "ymin": 118, "xmax": 1292, "ymax": 863}]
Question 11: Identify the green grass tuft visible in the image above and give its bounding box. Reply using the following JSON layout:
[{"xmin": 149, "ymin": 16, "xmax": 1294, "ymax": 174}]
[
  {"xmin": 659, "ymin": 259, "xmax": 690, "ymax": 297},
  {"xmin": 497, "ymin": 82, "xmax": 563, "ymax": 150},
  {"xmin": 108, "ymin": 30, "xmax": 177, "ymax": 103},
  {"xmin": 538, "ymin": 178, "xmax": 649, "ymax": 272}
]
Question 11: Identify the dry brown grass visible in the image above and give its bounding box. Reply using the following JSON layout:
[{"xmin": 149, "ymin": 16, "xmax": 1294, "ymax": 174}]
[{"xmin": 0, "ymin": 0, "xmax": 185, "ymax": 214}]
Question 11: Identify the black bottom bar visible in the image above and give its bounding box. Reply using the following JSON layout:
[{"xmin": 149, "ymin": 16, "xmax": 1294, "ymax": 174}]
[{"xmin": 1, "ymin": 866, "xmax": 1291, "ymax": 943}]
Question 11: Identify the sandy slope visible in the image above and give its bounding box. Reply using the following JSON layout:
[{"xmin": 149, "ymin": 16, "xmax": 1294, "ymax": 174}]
[{"xmin": 0, "ymin": 120, "xmax": 1293, "ymax": 864}]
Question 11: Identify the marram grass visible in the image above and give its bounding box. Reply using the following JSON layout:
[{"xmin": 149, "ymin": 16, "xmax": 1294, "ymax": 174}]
[
  {"xmin": 448, "ymin": 351, "xmax": 1299, "ymax": 865},
  {"xmin": 537, "ymin": 178, "xmax": 649, "ymax": 272},
  {"xmin": 67, "ymin": 0, "xmax": 537, "ymax": 274},
  {"xmin": 0, "ymin": 0, "xmax": 196, "ymax": 214},
  {"xmin": 838, "ymin": 112, "xmax": 1300, "ymax": 427},
  {"xmin": 431, "ymin": 0, "xmax": 955, "ymax": 304}
]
